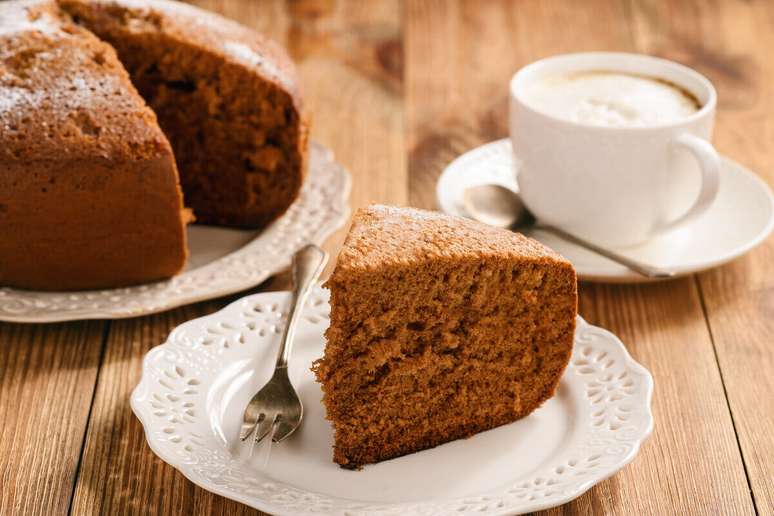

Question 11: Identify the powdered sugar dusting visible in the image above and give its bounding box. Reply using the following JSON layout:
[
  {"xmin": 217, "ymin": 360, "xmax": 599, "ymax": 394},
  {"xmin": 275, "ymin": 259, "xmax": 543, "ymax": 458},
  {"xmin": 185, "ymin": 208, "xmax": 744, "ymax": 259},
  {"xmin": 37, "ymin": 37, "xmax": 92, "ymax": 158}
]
[
  {"xmin": 62, "ymin": 73, "xmax": 117, "ymax": 109},
  {"xmin": 1, "ymin": 69, "xmax": 121, "ymax": 120},
  {"xmin": 371, "ymin": 204, "xmax": 436, "ymax": 217},
  {"xmin": 104, "ymin": 0, "xmax": 219, "ymax": 31},
  {"xmin": 338, "ymin": 204, "xmax": 565, "ymax": 272},
  {"xmin": 110, "ymin": 0, "xmax": 203, "ymax": 17},
  {"xmin": 0, "ymin": 87, "xmax": 44, "ymax": 115},
  {"xmin": 1, "ymin": 41, "xmax": 119, "ymax": 115},
  {"xmin": 223, "ymin": 40, "xmax": 289, "ymax": 89},
  {"xmin": 0, "ymin": 2, "xmax": 60, "ymax": 37}
]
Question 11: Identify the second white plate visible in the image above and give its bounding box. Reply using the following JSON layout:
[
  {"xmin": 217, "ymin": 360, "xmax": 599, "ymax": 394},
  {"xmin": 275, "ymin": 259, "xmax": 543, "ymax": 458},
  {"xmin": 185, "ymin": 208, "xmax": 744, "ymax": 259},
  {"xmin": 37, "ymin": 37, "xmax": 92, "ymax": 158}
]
[
  {"xmin": 131, "ymin": 287, "xmax": 653, "ymax": 516},
  {"xmin": 438, "ymin": 139, "xmax": 774, "ymax": 283}
]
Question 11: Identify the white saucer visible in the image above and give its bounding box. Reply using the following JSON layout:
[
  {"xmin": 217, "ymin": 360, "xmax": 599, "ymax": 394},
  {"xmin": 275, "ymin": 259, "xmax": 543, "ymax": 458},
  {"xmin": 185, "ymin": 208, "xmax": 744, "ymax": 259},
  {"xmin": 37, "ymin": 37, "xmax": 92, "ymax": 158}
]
[
  {"xmin": 0, "ymin": 142, "xmax": 350, "ymax": 322},
  {"xmin": 437, "ymin": 139, "xmax": 774, "ymax": 283},
  {"xmin": 132, "ymin": 287, "xmax": 653, "ymax": 516}
]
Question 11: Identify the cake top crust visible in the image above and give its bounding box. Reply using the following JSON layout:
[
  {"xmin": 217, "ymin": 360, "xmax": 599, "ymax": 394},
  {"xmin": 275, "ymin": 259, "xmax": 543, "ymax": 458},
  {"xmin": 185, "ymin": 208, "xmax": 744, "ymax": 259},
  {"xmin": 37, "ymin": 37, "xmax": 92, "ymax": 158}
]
[
  {"xmin": 0, "ymin": 0, "xmax": 172, "ymax": 162},
  {"xmin": 334, "ymin": 205, "xmax": 571, "ymax": 272},
  {"xmin": 59, "ymin": 0, "xmax": 303, "ymax": 106}
]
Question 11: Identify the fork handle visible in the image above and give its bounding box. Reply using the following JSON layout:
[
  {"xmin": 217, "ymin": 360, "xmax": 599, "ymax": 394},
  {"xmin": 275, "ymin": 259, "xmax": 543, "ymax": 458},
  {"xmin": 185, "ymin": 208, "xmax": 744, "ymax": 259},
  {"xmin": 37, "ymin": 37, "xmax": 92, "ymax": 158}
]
[{"xmin": 275, "ymin": 244, "xmax": 328, "ymax": 369}]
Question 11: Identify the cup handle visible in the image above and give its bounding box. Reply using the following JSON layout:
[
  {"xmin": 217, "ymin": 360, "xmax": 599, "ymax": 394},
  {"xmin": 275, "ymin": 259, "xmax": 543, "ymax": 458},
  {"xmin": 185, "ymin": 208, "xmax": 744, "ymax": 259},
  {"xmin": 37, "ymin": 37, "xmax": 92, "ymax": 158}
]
[{"xmin": 662, "ymin": 133, "xmax": 721, "ymax": 231}]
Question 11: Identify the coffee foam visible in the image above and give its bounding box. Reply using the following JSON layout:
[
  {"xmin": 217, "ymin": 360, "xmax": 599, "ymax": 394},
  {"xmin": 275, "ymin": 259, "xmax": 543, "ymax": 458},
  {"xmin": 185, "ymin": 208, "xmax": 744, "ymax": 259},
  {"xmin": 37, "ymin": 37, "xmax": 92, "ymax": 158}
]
[{"xmin": 521, "ymin": 71, "xmax": 701, "ymax": 127}]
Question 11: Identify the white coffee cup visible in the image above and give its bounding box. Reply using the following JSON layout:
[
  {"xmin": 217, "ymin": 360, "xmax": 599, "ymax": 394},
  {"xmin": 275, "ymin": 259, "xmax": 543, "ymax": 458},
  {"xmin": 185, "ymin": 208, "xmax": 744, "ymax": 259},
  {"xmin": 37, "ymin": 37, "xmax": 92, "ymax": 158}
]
[{"xmin": 509, "ymin": 52, "xmax": 720, "ymax": 247}]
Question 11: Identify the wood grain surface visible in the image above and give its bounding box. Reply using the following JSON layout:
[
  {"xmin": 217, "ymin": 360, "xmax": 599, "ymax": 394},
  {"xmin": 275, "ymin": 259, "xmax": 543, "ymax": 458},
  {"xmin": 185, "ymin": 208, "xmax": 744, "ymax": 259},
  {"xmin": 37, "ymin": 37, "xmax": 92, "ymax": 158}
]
[
  {"xmin": 0, "ymin": 321, "xmax": 104, "ymax": 515},
  {"xmin": 1, "ymin": 1, "xmax": 772, "ymax": 515},
  {"xmin": 405, "ymin": 2, "xmax": 758, "ymax": 515},
  {"xmin": 684, "ymin": 1, "xmax": 774, "ymax": 513}
]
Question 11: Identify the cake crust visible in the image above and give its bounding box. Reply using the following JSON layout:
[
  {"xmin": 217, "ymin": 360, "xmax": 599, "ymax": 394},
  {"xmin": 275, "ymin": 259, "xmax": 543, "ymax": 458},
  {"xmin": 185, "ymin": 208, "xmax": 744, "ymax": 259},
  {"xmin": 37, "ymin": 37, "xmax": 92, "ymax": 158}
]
[
  {"xmin": 334, "ymin": 204, "xmax": 570, "ymax": 271},
  {"xmin": 314, "ymin": 205, "xmax": 578, "ymax": 468}
]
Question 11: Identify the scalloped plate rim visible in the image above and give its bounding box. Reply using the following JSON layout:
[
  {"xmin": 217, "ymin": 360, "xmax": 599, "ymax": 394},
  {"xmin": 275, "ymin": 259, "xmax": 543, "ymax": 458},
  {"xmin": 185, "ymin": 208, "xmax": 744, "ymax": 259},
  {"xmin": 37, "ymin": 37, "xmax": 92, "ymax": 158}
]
[
  {"xmin": 131, "ymin": 289, "xmax": 654, "ymax": 516},
  {"xmin": 0, "ymin": 142, "xmax": 351, "ymax": 323},
  {"xmin": 436, "ymin": 138, "xmax": 774, "ymax": 283}
]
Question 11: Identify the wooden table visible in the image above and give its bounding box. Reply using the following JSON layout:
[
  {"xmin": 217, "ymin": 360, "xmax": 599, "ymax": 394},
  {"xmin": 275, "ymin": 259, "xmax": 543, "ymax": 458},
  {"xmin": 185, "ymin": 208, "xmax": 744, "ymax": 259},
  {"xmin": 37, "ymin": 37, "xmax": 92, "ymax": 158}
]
[{"xmin": 2, "ymin": 1, "xmax": 772, "ymax": 514}]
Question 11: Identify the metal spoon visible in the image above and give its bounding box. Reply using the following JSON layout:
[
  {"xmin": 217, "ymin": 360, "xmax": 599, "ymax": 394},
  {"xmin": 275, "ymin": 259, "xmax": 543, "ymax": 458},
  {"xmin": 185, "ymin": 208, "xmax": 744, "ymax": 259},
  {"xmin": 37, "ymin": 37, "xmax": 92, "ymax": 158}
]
[{"xmin": 462, "ymin": 184, "xmax": 675, "ymax": 279}]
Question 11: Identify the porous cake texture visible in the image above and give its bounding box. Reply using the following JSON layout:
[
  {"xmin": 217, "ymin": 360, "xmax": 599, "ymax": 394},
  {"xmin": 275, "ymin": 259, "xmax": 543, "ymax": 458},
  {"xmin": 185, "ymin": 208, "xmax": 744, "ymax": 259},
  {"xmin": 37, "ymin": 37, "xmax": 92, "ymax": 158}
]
[
  {"xmin": 0, "ymin": 0, "xmax": 307, "ymax": 290},
  {"xmin": 60, "ymin": 0, "xmax": 309, "ymax": 228},
  {"xmin": 0, "ymin": 0, "xmax": 189, "ymax": 290},
  {"xmin": 313, "ymin": 205, "xmax": 578, "ymax": 468}
]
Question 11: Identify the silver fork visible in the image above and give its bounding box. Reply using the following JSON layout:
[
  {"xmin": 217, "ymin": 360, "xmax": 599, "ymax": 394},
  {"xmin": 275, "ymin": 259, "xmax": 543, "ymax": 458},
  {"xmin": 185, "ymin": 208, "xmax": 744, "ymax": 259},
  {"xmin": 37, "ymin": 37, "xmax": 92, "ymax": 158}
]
[{"xmin": 239, "ymin": 244, "xmax": 328, "ymax": 445}]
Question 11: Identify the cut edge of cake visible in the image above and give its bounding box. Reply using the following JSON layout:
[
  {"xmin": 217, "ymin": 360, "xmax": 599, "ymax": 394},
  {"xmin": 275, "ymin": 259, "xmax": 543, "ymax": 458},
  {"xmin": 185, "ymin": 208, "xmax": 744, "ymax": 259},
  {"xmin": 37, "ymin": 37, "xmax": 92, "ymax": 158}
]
[{"xmin": 314, "ymin": 205, "xmax": 578, "ymax": 469}]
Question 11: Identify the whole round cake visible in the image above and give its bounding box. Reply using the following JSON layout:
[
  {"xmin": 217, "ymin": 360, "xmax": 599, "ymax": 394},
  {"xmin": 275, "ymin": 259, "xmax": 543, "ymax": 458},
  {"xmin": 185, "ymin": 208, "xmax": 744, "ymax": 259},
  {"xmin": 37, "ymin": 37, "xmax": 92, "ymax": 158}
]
[{"xmin": 0, "ymin": 0, "xmax": 308, "ymax": 290}]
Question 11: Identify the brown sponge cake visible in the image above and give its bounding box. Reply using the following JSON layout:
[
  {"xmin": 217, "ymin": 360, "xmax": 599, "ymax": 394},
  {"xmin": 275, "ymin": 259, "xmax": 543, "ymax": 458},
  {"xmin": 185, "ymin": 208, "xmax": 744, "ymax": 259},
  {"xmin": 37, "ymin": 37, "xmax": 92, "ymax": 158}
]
[
  {"xmin": 0, "ymin": 0, "xmax": 189, "ymax": 290},
  {"xmin": 60, "ymin": 0, "xmax": 309, "ymax": 228},
  {"xmin": 0, "ymin": 0, "xmax": 308, "ymax": 290},
  {"xmin": 313, "ymin": 205, "xmax": 578, "ymax": 468}
]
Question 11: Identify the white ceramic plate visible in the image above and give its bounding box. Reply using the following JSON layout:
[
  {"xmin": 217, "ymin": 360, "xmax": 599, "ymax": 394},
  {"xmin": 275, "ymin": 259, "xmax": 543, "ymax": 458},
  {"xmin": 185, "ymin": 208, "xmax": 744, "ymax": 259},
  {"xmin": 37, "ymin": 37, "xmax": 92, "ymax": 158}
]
[
  {"xmin": 131, "ymin": 287, "xmax": 653, "ymax": 516},
  {"xmin": 0, "ymin": 142, "xmax": 350, "ymax": 323},
  {"xmin": 437, "ymin": 139, "xmax": 774, "ymax": 283}
]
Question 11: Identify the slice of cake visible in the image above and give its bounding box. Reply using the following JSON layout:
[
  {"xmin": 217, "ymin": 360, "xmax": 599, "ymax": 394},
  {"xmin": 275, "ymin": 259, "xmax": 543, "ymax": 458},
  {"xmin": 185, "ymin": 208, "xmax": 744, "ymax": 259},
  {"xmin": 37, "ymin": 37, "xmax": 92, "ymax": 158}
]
[{"xmin": 313, "ymin": 205, "xmax": 578, "ymax": 468}]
